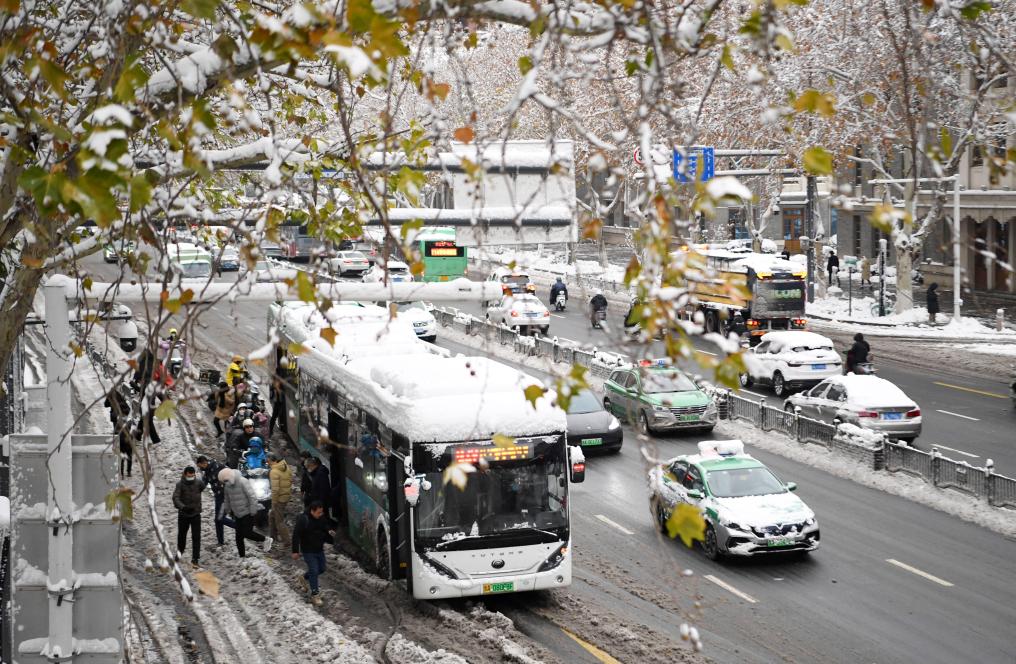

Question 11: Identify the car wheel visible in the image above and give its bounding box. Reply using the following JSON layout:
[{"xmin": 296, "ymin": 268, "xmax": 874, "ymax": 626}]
[
  {"xmin": 653, "ymin": 500, "xmax": 668, "ymax": 534},
  {"xmin": 739, "ymin": 372, "xmax": 753, "ymax": 388},
  {"xmin": 772, "ymin": 372, "xmax": 787, "ymax": 397},
  {"xmin": 701, "ymin": 523, "xmax": 721, "ymax": 561},
  {"xmin": 638, "ymin": 411, "xmax": 652, "ymax": 436}
]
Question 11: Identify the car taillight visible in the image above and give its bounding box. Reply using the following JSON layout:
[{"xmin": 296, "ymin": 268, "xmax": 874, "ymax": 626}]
[
  {"xmin": 510, "ymin": 310, "xmax": 519, "ymax": 316},
  {"xmin": 746, "ymin": 319, "xmax": 760, "ymax": 329},
  {"xmin": 792, "ymin": 318, "xmax": 807, "ymax": 328},
  {"xmin": 906, "ymin": 408, "xmax": 920, "ymax": 418},
  {"xmin": 857, "ymin": 410, "xmax": 878, "ymax": 418}
]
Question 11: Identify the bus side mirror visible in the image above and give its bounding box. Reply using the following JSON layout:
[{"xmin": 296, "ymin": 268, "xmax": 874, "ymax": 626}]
[
  {"xmin": 403, "ymin": 474, "xmax": 431, "ymax": 507},
  {"xmin": 569, "ymin": 446, "xmax": 586, "ymax": 484}
]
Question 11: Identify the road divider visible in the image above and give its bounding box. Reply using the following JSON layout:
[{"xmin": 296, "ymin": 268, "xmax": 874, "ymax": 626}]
[
  {"xmin": 703, "ymin": 575, "xmax": 758, "ymax": 604},
  {"xmin": 885, "ymin": 559, "xmax": 954, "ymax": 588}
]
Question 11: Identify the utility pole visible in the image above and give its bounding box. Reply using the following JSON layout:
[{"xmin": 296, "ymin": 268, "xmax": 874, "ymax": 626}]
[{"xmin": 804, "ymin": 175, "xmax": 817, "ymax": 303}]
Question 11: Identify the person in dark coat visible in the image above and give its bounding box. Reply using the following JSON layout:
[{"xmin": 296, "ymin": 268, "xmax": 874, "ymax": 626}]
[
  {"xmin": 298, "ymin": 450, "xmax": 313, "ymax": 497},
  {"xmin": 845, "ymin": 332, "xmax": 871, "ymax": 373},
  {"xmin": 291, "ymin": 500, "xmax": 335, "ymax": 604},
  {"xmin": 268, "ymin": 360, "xmax": 290, "ymax": 438},
  {"xmin": 549, "ymin": 277, "xmax": 568, "ymax": 306},
  {"xmin": 117, "ymin": 419, "xmax": 134, "ymax": 478},
  {"xmin": 196, "ymin": 455, "xmax": 229, "ymax": 546},
  {"xmin": 173, "ymin": 466, "xmax": 205, "ymax": 566},
  {"xmin": 826, "ymin": 252, "xmax": 840, "ymax": 286},
  {"xmin": 303, "ymin": 456, "xmax": 331, "ymax": 509},
  {"xmin": 104, "ymin": 389, "xmax": 130, "ymax": 427},
  {"xmin": 225, "ymin": 419, "xmax": 258, "ymax": 468},
  {"xmin": 926, "ymin": 282, "xmax": 941, "ymax": 324}
]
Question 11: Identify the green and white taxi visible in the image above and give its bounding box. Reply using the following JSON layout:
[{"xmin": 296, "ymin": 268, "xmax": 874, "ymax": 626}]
[
  {"xmin": 603, "ymin": 361, "xmax": 716, "ymax": 435},
  {"xmin": 649, "ymin": 440, "xmax": 820, "ymax": 559}
]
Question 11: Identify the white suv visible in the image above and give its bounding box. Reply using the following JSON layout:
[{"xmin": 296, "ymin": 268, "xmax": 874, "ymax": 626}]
[{"xmin": 739, "ymin": 331, "xmax": 841, "ymax": 397}]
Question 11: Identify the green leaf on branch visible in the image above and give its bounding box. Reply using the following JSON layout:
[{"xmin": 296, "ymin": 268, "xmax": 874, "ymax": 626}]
[
  {"xmin": 154, "ymin": 399, "xmax": 177, "ymax": 421},
  {"xmin": 793, "ymin": 89, "xmax": 836, "ymax": 118},
  {"xmin": 182, "ymin": 0, "xmax": 220, "ymax": 19},
  {"xmin": 720, "ymin": 44, "xmax": 735, "ymax": 71},
  {"xmin": 518, "ymin": 56, "xmax": 533, "ymax": 75},
  {"xmin": 295, "ymin": 271, "xmax": 317, "ymax": 303},
  {"xmin": 959, "ymin": 0, "xmax": 991, "ymax": 19},
  {"xmin": 803, "ymin": 146, "xmax": 833, "ymax": 175},
  {"xmin": 105, "ymin": 487, "xmax": 135, "ymax": 522}
]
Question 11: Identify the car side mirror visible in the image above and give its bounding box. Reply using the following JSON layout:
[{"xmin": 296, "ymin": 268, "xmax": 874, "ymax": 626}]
[
  {"xmin": 786, "ymin": 482, "xmax": 797, "ymax": 492},
  {"xmin": 569, "ymin": 445, "xmax": 586, "ymax": 484},
  {"xmin": 686, "ymin": 489, "xmax": 703, "ymax": 500}
]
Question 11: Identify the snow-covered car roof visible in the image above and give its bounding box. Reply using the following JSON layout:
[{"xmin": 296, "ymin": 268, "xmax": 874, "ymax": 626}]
[
  {"xmin": 759, "ymin": 331, "xmax": 834, "ymax": 348},
  {"xmin": 381, "ymin": 260, "xmax": 409, "ymax": 269},
  {"xmin": 829, "ymin": 375, "xmax": 916, "ymax": 407}
]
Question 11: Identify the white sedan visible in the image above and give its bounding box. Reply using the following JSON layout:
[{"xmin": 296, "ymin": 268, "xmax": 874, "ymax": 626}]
[
  {"xmin": 392, "ymin": 301, "xmax": 437, "ymax": 342},
  {"xmin": 327, "ymin": 251, "xmax": 371, "ymax": 277},
  {"xmin": 362, "ymin": 260, "xmax": 414, "ymax": 284},
  {"xmin": 740, "ymin": 330, "xmax": 842, "ymax": 397},
  {"xmin": 486, "ymin": 294, "xmax": 550, "ymax": 334}
]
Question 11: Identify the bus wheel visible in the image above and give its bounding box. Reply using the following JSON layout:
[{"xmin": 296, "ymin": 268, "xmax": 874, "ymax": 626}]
[{"xmin": 377, "ymin": 531, "xmax": 392, "ymax": 581}]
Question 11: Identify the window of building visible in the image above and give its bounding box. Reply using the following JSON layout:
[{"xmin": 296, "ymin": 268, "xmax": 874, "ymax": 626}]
[
  {"xmin": 972, "ymin": 144, "xmax": 984, "ymax": 167},
  {"xmin": 852, "ymin": 215, "xmax": 862, "ymax": 255}
]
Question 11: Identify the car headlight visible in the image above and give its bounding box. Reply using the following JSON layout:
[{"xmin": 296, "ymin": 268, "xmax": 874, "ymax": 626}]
[
  {"xmin": 720, "ymin": 517, "xmax": 744, "ymax": 531},
  {"xmin": 804, "ymin": 517, "xmax": 816, "ymax": 526},
  {"xmin": 652, "ymin": 404, "xmax": 667, "ymax": 412},
  {"xmin": 607, "ymin": 416, "xmax": 620, "ymax": 431}
]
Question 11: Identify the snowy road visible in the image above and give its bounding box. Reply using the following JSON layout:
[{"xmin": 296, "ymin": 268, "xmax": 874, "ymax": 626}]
[{"xmin": 84, "ymin": 255, "xmax": 1016, "ymax": 663}]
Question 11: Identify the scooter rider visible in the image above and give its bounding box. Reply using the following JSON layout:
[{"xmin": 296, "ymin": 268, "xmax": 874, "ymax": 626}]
[
  {"xmin": 589, "ymin": 289, "xmax": 608, "ymax": 327},
  {"xmin": 550, "ymin": 277, "xmax": 568, "ymax": 306},
  {"xmin": 845, "ymin": 332, "xmax": 871, "ymax": 374}
]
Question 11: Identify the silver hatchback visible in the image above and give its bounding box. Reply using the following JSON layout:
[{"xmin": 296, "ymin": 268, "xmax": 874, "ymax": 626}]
[{"xmin": 783, "ymin": 374, "xmax": 921, "ymax": 442}]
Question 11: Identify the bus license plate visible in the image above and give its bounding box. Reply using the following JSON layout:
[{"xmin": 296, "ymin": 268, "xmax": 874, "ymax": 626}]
[
  {"xmin": 811, "ymin": 364, "xmax": 826, "ymax": 370},
  {"xmin": 483, "ymin": 582, "xmax": 514, "ymax": 594},
  {"xmin": 766, "ymin": 538, "xmax": 793, "ymax": 547},
  {"xmin": 582, "ymin": 438, "xmax": 603, "ymax": 446}
]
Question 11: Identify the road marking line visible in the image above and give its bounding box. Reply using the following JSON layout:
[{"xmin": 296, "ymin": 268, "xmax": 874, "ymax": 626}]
[
  {"xmin": 933, "ymin": 381, "xmax": 1007, "ymax": 399},
  {"xmin": 930, "ymin": 444, "xmax": 979, "ymax": 459},
  {"xmin": 594, "ymin": 514, "xmax": 634, "ymax": 535},
  {"xmin": 935, "ymin": 409, "xmax": 979, "ymax": 422},
  {"xmin": 551, "ymin": 314, "xmax": 566, "ymax": 318},
  {"xmin": 885, "ymin": 559, "xmax": 954, "ymax": 587},
  {"xmin": 696, "ymin": 349, "xmax": 717, "ymax": 356},
  {"xmin": 561, "ymin": 629, "xmax": 623, "ymax": 664},
  {"xmin": 703, "ymin": 574, "xmax": 758, "ymax": 604}
]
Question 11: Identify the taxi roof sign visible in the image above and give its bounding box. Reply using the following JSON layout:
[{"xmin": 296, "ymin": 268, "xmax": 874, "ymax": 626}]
[{"xmin": 697, "ymin": 440, "xmax": 745, "ymax": 457}]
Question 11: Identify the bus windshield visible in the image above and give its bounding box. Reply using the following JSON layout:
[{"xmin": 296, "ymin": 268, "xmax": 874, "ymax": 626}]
[
  {"xmin": 413, "ymin": 437, "xmax": 568, "ymax": 551},
  {"xmin": 181, "ymin": 261, "xmax": 211, "ymax": 278}
]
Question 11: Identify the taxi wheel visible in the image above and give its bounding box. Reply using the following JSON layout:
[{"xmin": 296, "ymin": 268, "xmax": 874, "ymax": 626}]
[
  {"xmin": 653, "ymin": 500, "xmax": 668, "ymax": 534},
  {"xmin": 772, "ymin": 372, "xmax": 787, "ymax": 397},
  {"xmin": 638, "ymin": 411, "xmax": 652, "ymax": 436},
  {"xmin": 701, "ymin": 524, "xmax": 721, "ymax": 561}
]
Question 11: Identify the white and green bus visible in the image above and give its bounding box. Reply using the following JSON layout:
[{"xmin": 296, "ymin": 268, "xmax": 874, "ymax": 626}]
[
  {"xmin": 268, "ymin": 301, "xmax": 584, "ymax": 599},
  {"xmin": 167, "ymin": 241, "xmax": 213, "ymax": 279}
]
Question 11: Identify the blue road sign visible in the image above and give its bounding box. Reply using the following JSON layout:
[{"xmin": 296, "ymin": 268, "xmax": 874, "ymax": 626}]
[{"xmin": 673, "ymin": 147, "xmax": 715, "ymax": 183}]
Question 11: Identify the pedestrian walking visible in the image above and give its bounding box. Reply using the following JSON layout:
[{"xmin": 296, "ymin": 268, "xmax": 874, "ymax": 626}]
[
  {"xmin": 826, "ymin": 251, "xmax": 840, "ymax": 287},
  {"xmin": 213, "ymin": 381, "xmax": 237, "ymax": 438},
  {"xmin": 298, "ymin": 450, "xmax": 313, "ymax": 498},
  {"xmin": 860, "ymin": 256, "xmax": 871, "ymax": 288},
  {"xmin": 291, "ymin": 500, "xmax": 335, "ymax": 605},
  {"xmin": 303, "ymin": 456, "xmax": 331, "ymax": 509},
  {"xmin": 926, "ymin": 282, "xmax": 940, "ymax": 324},
  {"xmin": 218, "ymin": 467, "xmax": 273, "ymax": 557},
  {"xmin": 267, "ymin": 452, "xmax": 293, "ymax": 546},
  {"xmin": 268, "ymin": 359, "xmax": 290, "ymax": 438},
  {"xmin": 104, "ymin": 388, "xmax": 130, "ymax": 427},
  {"xmin": 173, "ymin": 466, "xmax": 205, "ymax": 566},
  {"xmin": 196, "ymin": 455, "xmax": 229, "ymax": 546},
  {"xmin": 117, "ymin": 419, "xmax": 134, "ymax": 478}
]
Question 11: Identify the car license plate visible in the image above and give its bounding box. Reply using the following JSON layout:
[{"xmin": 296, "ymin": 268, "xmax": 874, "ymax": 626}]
[
  {"xmin": 678, "ymin": 414, "xmax": 699, "ymax": 422},
  {"xmin": 482, "ymin": 581, "xmax": 514, "ymax": 594},
  {"xmin": 582, "ymin": 438, "xmax": 603, "ymax": 446},
  {"xmin": 883, "ymin": 412, "xmax": 903, "ymax": 420},
  {"xmin": 526, "ymin": 312, "xmax": 539, "ymax": 317},
  {"xmin": 766, "ymin": 538, "xmax": 793, "ymax": 547},
  {"xmin": 812, "ymin": 364, "xmax": 826, "ymax": 370}
]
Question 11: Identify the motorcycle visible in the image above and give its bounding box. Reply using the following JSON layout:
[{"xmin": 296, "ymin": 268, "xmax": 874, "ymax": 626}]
[
  {"xmin": 591, "ymin": 307, "xmax": 607, "ymax": 329},
  {"xmin": 240, "ymin": 455, "xmax": 272, "ymax": 528},
  {"xmin": 167, "ymin": 341, "xmax": 187, "ymax": 378},
  {"xmin": 854, "ymin": 362, "xmax": 877, "ymax": 375},
  {"xmin": 554, "ymin": 292, "xmax": 567, "ymax": 311}
]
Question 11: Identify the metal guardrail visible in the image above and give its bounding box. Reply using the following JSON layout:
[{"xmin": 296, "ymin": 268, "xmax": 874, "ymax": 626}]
[{"xmin": 431, "ymin": 307, "xmax": 1016, "ymax": 513}]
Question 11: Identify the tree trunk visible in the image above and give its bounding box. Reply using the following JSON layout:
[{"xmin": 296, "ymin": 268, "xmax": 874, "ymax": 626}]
[
  {"xmin": 895, "ymin": 248, "xmax": 914, "ymax": 313},
  {"xmin": 0, "ymin": 262, "xmax": 45, "ymax": 383}
]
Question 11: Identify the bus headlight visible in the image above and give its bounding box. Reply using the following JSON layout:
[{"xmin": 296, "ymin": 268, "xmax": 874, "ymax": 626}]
[{"xmin": 538, "ymin": 544, "xmax": 568, "ymax": 572}]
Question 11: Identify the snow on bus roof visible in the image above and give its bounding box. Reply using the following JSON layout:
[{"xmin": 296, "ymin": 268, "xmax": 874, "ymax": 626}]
[{"xmin": 697, "ymin": 250, "xmax": 802, "ymax": 275}]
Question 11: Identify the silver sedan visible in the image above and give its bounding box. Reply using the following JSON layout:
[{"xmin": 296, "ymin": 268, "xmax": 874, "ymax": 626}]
[{"xmin": 783, "ymin": 374, "xmax": 921, "ymax": 442}]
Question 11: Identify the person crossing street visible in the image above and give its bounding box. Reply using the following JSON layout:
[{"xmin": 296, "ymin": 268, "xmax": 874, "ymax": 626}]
[
  {"xmin": 196, "ymin": 455, "xmax": 229, "ymax": 546},
  {"xmin": 219, "ymin": 467, "xmax": 273, "ymax": 557},
  {"xmin": 291, "ymin": 500, "xmax": 335, "ymax": 606},
  {"xmin": 267, "ymin": 452, "xmax": 293, "ymax": 546},
  {"xmin": 173, "ymin": 466, "xmax": 205, "ymax": 566}
]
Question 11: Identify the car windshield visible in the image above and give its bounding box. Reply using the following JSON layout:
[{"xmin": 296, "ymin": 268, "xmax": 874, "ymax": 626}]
[
  {"xmin": 342, "ymin": 252, "xmax": 366, "ymax": 260},
  {"xmin": 566, "ymin": 390, "xmax": 601, "ymax": 414},
  {"xmin": 413, "ymin": 438, "xmax": 568, "ymax": 551},
  {"xmin": 642, "ymin": 370, "xmax": 697, "ymax": 394},
  {"xmin": 388, "ymin": 265, "xmax": 408, "ymax": 273},
  {"xmin": 790, "ymin": 345, "xmax": 833, "ymax": 352},
  {"xmin": 396, "ymin": 301, "xmax": 429, "ymax": 313},
  {"xmin": 510, "ymin": 295, "xmax": 541, "ymax": 306},
  {"xmin": 181, "ymin": 261, "xmax": 211, "ymax": 278},
  {"xmin": 706, "ymin": 466, "xmax": 787, "ymax": 498}
]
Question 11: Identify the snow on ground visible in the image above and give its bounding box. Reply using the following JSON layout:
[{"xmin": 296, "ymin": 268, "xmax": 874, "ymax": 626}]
[
  {"xmin": 955, "ymin": 343, "xmax": 1016, "ymax": 359},
  {"xmin": 473, "ymin": 247, "xmax": 627, "ymax": 283},
  {"xmin": 808, "ymin": 294, "xmax": 1016, "ymax": 339}
]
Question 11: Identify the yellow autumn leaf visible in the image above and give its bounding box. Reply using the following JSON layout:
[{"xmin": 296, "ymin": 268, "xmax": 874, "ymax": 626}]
[
  {"xmin": 522, "ymin": 384, "xmax": 546, "ymax": 408},
  {"xmin": 442, "ymin": 461, "xmax": 476, "ymax": 490},
  {"xmin": 194, "ymin": 570, "xmax": 220, "ymax": 598},
  {"xmin": 319, "ymin": 327, "xmax": 337, "ymax": 346},
  {"xmin": 666, "ymin": 503, "xmax": 706, "ymax": 548},
  {"xmin": 153, "ymin": 399, "xmax": 177, "ymax": 421},
  {"xmin": 287, "ymin": 341, "xmax": 307, "ymax": 356},
  {"xmin": 492, "ymin": 433, "xmax": 516, "ymax": 448}
]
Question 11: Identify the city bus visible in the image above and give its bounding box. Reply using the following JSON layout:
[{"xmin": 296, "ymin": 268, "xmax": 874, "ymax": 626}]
[
  {"xmin": 268, "ymin": 301, "xmax": 583, "ymax": 599},
  {"xmin": 418, "ymin": 227, "xmax": 467, "ymax": 282}
]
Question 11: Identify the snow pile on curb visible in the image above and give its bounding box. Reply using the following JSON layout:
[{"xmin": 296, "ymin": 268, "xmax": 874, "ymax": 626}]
[
  {"xmin": 832, "ymin": 422, "xmax": 883, "ymax": 449},
  {"xmin": 474, "ymin": 247, "xmax": 627, "ymax": 283},
  {"xmin": 808, "ymin": 295, "xmax": 1016, "ymax": 339}
]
